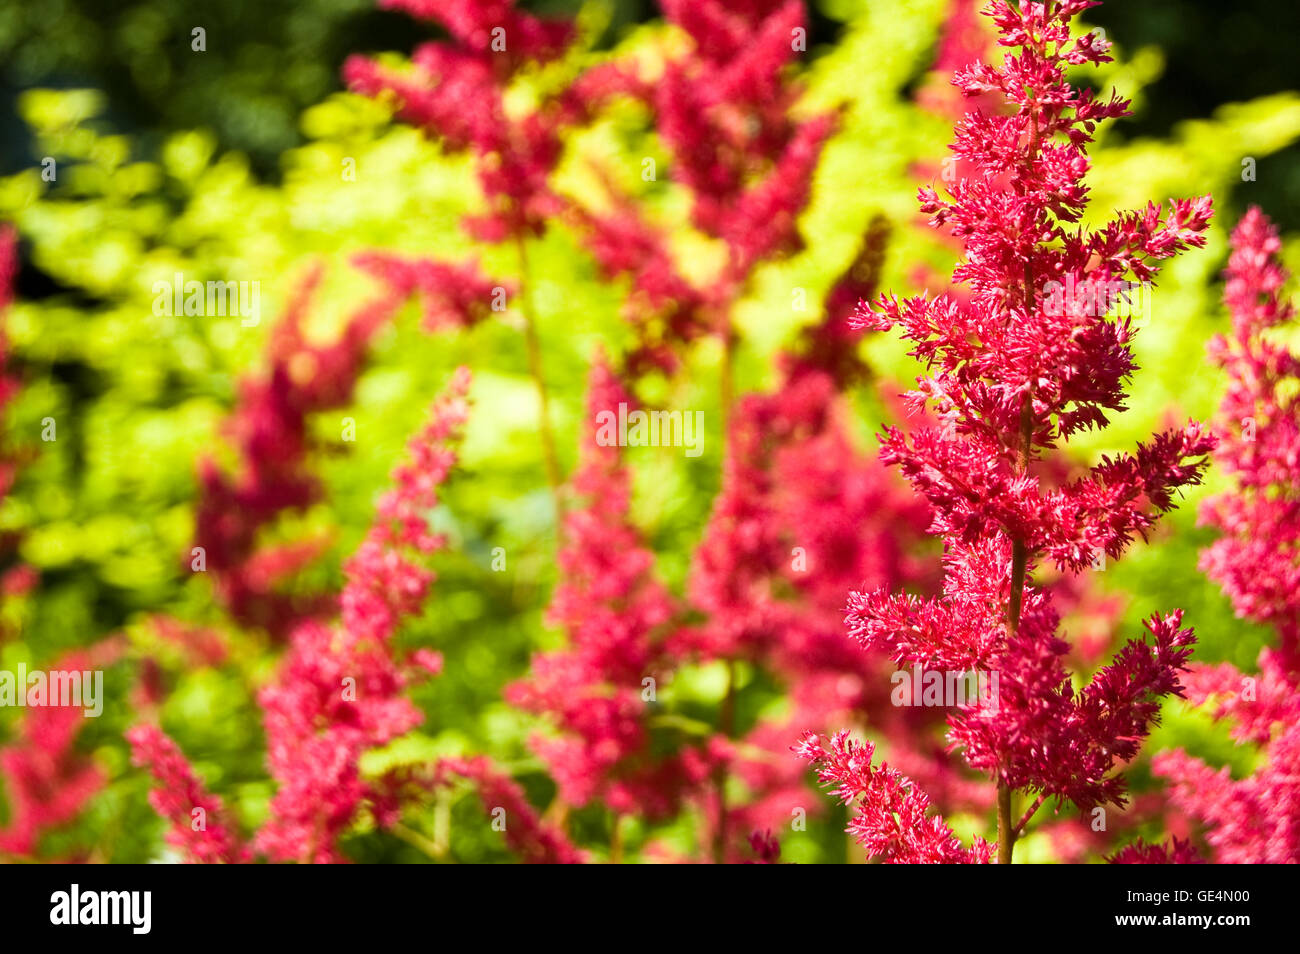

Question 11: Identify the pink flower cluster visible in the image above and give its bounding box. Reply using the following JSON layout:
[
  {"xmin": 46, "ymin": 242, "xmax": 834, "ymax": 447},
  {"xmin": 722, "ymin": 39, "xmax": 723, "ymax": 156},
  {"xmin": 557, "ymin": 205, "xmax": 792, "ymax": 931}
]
[
  {"xmin": 796, "ymin": 731, "xmax": 993, "ymax": 863},
  {"xmin": 506, "ymin": 355, "xmax": 699, "ymax": 819},
  {"xmin": 126, "ymin": 725, "xmax": 248, "ymax": 863},
  {"xmin": 805, "ymin": 0, "xmax": 1215, "ymax": 863},
  {"xmin": 1151, "ymin": 207, "xmax": 1300, "ymax": 864},
  {"xmin": 193, "ymin": 255, "xmax": 499, "ymax": 642},
  {"xmin": 573, "ymin": 0, "xmax": 835, "ymax": 375},
  {"xmin": 0, "ymin": 644, "xmax": 124, "ymax": 859},
  {"xmin": 134, "ymin": 369, "xmax": 472, "ymax": 863},
  {"xmin": 194, "ymin": 267, "xmax": 387, "ymax": 638},
  {"xmin": 344, "ymin": 0, "xmax": 593, "ymax": 242},
  {"xmin": 255, "ymin": 367, "xmax": 471, "ymax": 862},
  {"xmin": 1198, "ymin": 207, "xmax": 1300, "ymax": 668},
  {"xmin": 436, "ymin": 755, "xmax": 586, "ymax": 864},
  {"xmin": 652, "ymin": 0, "xmax": 833, "ymax": 274}
]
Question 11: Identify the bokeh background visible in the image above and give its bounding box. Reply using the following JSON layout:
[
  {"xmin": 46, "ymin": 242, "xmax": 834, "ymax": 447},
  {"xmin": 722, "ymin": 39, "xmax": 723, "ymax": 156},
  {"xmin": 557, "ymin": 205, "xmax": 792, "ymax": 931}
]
[{"xmin": 0, "ymin": 0, "xmax": 1297, "ymax": 862}]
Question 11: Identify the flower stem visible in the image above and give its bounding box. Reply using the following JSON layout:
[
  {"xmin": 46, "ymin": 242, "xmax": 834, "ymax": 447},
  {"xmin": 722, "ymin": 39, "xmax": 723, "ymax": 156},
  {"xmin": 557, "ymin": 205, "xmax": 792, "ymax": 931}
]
[
  {"xmin": 1014, "ymin": 793, "xmax": 1047, "ymax": 838},
  {"xmin": 610, "ymin": 813, "xmax": 624, "ymax": 864},
  {"xmin": 997, "ymin": 781, "xmax": 1014, "ymax": 864},
  {"xmin": 515, "ymin": 234, "xmax": 565, "ymax": 535},
  {"xmin": 720, "ymin": 324, "xmax": 736, "ymax": 438},
  {"xmin": 712, "ymin": 659, "xmax": 737, "ymax": 864},
  {"xmin": 997, "ymin": 53, "xmax": 1045, "ymax": 862}
]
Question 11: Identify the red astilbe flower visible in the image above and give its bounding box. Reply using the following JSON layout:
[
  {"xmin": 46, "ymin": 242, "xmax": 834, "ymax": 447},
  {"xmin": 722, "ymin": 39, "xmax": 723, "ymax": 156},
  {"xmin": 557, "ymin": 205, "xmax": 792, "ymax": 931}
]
[
  {"xmin": 568, "ymin": 195, "xmax": 719, "ymax": 378},
  {"xmin": 1106, "ymin": 836, "xmax": 1202, "ymax": 865},
  {"xmin": 194, "ymin": 258, "xmax": 499, "ymax": 640},
  {"xmin": 1152, "ymin": 653, "xmax": 1300, "ymax": 863},
  {"xmin": 566, "ymin": 1, "xmax": 835, "ymax": 380},
  {"xmin": 815, "ymin": 0, "xmax": 1214, "ymax": 863},
  {"xmin": 0, "ymin": 702, "xmax": 104, "ymax": 857},
  {"xmin": 125, "ymin": 725, "xmax": 248, "ymax": 864},
  {"xmin": 507, "ymin": 355, "xmax": 693, "ymax": 818},
  {"xmin": 436, "ymin": 755, "xmax": 586, "ymax": 864},
  {"xmin": 793, "ymin": 215, "xmax": 892, "ymax": 390},
  {"xmin": 252, "ymin": 368, "xmax": 471, "ymax": 863},
  {"xmin": 0, "ymin": 644, "xmax": 124, "ymax": 859},
  {"xmin": 1198, "ymin": 207, "xmax": 1300, "ymax": 670},
  {"xmin": 194, "ymin": 266, "xmax": 385, "ymax": 638},
  {"xmin": 654, "ymin": 0, "xmax": 834, "ymax": 275},
  {"xmin": 351, "ymin": 251, "xmax": 513, "ymax": 332},
  {"xmin": 1149, "ymin": 207, "xmax": 1300, "ymax": 864},
  {"xmin": 344, "ymin": 0, "xmax": 597, "ymax": 243},
  {"xmin": 796, "ymin": 731, "xmax": 993, "ymax": 863}
]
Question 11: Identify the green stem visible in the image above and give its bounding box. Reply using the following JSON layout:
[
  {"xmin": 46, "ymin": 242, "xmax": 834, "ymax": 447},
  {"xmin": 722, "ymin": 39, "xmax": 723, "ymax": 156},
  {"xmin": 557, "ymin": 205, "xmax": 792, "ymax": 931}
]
[{"xmin": 515, "ymin": 234, "xmax": 565, "ymax": 536}]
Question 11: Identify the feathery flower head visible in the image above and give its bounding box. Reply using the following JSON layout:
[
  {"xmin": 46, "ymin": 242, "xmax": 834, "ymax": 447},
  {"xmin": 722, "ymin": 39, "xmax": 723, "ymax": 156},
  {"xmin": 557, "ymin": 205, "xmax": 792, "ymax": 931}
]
[
  {"xmin": 795, "ymin": 730, "xmax": 992, "ymax": 863},
  {"xmin": 508, "ymin": 355, "xmax": 688, "ymax": 817},
  {"xmin": 437, "ymin": 755, "xmax": 587, "ymax": 864},
  {"xmin": 1155, "ymin": 208, "xmax": 1300, "ymax": 863},
  {"xmin": 126, "ymin": 725, "xmax": 248, "ymax": 864},
  {"xmin": 816, "ymin": 0, "xmax": 1213, "ymax": 861},
  {"xmin": 254, "ymin": 369, "xmax": 471, "ymax": 862},
  {"xmin": 1199, "ymin": 206, "xmax": 1300, "ymax": 667}
]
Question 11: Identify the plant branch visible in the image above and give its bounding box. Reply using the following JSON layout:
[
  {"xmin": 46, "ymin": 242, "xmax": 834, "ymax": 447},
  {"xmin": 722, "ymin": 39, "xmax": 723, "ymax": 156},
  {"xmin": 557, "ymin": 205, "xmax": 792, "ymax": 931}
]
[{"xmin": 1013, "ymin": 793, "xmax": 1047, "ymax": 838}]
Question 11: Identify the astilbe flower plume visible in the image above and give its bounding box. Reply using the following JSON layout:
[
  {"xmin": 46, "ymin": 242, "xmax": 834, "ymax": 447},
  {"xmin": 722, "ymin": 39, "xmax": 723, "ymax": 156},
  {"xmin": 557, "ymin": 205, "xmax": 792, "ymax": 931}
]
[
  {"xmin": 343, "ymin": 0, "xmax": 590, "ymax": 243},
  {"xmin": 254, "ymin": 367, "xmax": 472, "ymax": 862},
  {"xmin": 1197, "ymin": 207, "xmax": 1300, "ymax": 670},
  {"xmin": 652, "ymin": 0, "xmax": 834, "ymax": 275},
  {"xmin": 351, "ymin": 251, "xmax": 513, "ymax": 333},
  {"xmin": 194, "ymin": 267, "xmax": 396, "ymax": 638},
  {"xmin": 567, "ymin": 0, "xmax": 835, "ymax": 379},
  {"xmin": 125, "ymin": 725, "xmax": 248, "ymax": 864},
  {"xmin": 135, "ymin": 369, "xmax": 473, "ymax": 863},
  {"xmin": 803, "ymin": 0, "xmax": 1215, "ymax": 864},
  {"xmin": 506, "ymin": 355, "xmax": 697, "ymax": 821},
  {"xmin": 1149, "ymin": 207, "xmax": 1300, "ymax": 864},
  {"xmin": 568, "ymin": 191, "xmax": 718, "ymax": 378},
  {"xmin": 0, "ymin": 696, "xmax": 107, "ymax": 858},
  {"xmin": 193, "ymin": 254, "xmax": 501, "ymax": 643},
  {"xmin": 795, "ymin": 731, "xmax": 992, "ymax": 863},
  {"xmin": 436, "ymin": 755, "xmax": 586, "ymax": 864},
  {"xmin": 0, "ymin": 644, "xmax": 124, "ymax": 860}
]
